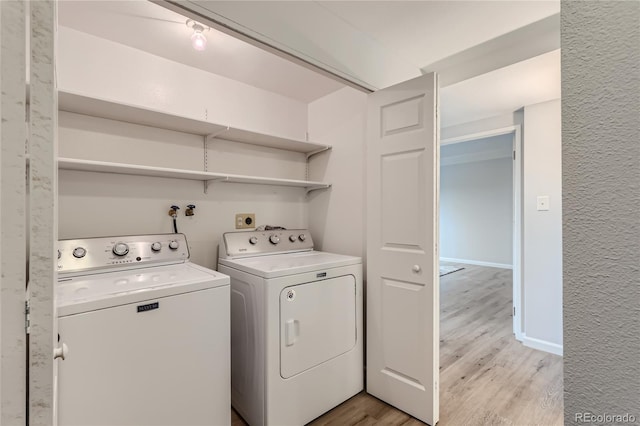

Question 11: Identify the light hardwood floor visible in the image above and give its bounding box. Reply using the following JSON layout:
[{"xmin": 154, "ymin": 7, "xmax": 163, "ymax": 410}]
[{"xmin": 232, "ymin": 264, "xmax": 563, "ymax": 425}]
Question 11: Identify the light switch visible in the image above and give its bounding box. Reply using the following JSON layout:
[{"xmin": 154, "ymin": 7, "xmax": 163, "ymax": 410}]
[{"xmin": 537, "ymin": 196, "xmax": 550, "ymax": 211}]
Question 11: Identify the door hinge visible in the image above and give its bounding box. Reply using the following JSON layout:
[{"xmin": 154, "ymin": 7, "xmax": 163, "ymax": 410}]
[
  {"xmin": 25, "ymin": 300, "xmax": 31, "ymax": 335},
  {"xmin": 513, "ymin": 306, "xmax": 516, "ymax": 316},
  {"xmin": 513, "ymin": 151, "xmax": 516, "ymax": 160}
]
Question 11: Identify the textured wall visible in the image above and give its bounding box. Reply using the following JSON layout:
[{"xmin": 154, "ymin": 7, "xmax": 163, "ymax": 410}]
[
  {"xmin": 29, "ymin": 1, "xmax": 58, "ymax": 424},
  {"xmin": 0, "ymin": 0, "xmax": 27, "ymax": 423},
  {"xmin": 562, "ymin": 1, "xmax": 640, "ymax": 424}
]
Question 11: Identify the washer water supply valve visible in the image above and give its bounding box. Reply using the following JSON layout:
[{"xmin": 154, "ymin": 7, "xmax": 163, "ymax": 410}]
[
  {"xmin": 185, "ymin": 204, "xmax": 196, "ymax": 216},
  {"xmin": 168, "ymin": 205, "xmax": 180, "ymax": 233},
  {"xmin": 168, "ymin": 205, "xmax": 180, "ymax": 218}
]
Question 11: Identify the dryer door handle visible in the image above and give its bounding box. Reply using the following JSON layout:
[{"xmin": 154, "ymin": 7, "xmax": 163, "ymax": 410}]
[{"xmin": 285, "ymin": 319, "xmax": 300, "ymax": 346}]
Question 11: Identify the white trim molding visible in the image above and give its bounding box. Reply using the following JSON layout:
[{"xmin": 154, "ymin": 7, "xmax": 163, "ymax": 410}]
[
  {"xmin": 521, "ymin": 334, "xmax": 563, "ymax": 356},
  {"xmin": 441, "ymin": 125, "xmax": 519, "ymax": 145},
  {"xmin": 440, "ymin": 148, "xmax": 511, "ymax": 167},
  {"xmin": 440, "ymin": 257, "xmax": 513, "ymax": 270}
]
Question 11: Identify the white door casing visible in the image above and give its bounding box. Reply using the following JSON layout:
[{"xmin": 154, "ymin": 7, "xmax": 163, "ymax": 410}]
[{"xmin": 366, "ymin": 73, "xmax": 440, "ymax": 425}]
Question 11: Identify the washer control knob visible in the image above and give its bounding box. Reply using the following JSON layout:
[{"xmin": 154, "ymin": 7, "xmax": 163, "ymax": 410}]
[
  {"xmin": 151, "ymin": 242, "xmax": 162, "ymax": 252},
  {"xmin": 269, "ymin": 235, "xmax": 280, "ymax": 244},
  {"xmin": 168, "ymin": 240, "xmax": 179, "ymax": 250},
  {"xmin": 289, "ymin": 235, "xmax": 297, "ymax": 242},
  {"xmin": 298, "ymin": 234, "xmax": 306, "ymax": 242},
  {"xmin": 112, "ymin": 243, "xmax": 129, "ymax": 257},
  {"xmin": 72, "ymin": 247, "xmax": 86, "ymax": 258},
  {"xmin": 249, "ymin": 236, "xmax": 258, "ymax": 245}
]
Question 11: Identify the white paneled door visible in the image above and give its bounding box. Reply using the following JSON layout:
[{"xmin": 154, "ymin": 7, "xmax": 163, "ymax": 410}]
[{"xmin": 366, "ymin": 73, "xmax": 440, "ymax": 425}]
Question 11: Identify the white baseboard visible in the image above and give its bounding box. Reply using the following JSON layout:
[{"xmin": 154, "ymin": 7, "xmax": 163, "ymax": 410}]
[
  {"xmin": 440, "ymin": 257, "xmax": 513, "ymax": 270},
  {"xmin": 521, "ymin": 334, "xmax": 563, "ymax": 356}
]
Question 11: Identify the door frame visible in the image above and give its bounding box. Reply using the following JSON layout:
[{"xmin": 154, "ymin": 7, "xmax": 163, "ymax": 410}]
[{"xmin": 441, "ymin": 125, "xmax": 523, "ymax": 340}]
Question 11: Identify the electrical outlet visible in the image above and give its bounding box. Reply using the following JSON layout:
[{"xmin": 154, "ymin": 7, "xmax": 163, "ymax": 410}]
[{"xmin": 235, "ymin": 213, "xmax": 256, "ymax": 229}]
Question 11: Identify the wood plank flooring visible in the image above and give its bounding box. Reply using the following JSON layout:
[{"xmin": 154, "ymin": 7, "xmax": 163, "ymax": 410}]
[{"xmin": 232, "ymin": 264, "xmax": 563, "ymax": 425}]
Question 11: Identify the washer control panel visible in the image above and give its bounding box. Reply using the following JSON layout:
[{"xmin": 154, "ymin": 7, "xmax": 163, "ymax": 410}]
[
  {"xmin": 58, "ymin": 233, "xmax": 189, "ymax": 274},
  {"xmin": 222, "ymin": 229, "xmax": 314, "ymax": 258}
]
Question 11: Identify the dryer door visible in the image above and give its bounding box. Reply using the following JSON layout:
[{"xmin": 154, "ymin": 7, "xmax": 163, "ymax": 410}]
[{"xmin": 280, "ymin": 275, "xmax": 356, "ymax": 379}]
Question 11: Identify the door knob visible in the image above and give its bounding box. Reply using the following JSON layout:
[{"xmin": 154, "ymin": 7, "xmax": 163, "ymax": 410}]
[
  {"xmin": 412, "ymin": 265, "xmax": 422, "ymax": 273},
  {"xmin": 53, "ymin": 343, "xmax": 69, "ymax": 360}
]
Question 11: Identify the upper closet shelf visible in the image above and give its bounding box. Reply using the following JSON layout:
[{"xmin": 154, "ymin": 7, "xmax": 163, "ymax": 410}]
[
  {"xmin": 57, "ymin": 91, "xmax": 330, "ymax": 154},
  {"xmin": 58, "ymin": 157, "xmax": 331, "ymax": 193}
]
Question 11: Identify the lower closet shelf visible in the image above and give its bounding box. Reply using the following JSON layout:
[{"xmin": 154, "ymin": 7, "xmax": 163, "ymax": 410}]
[{"xmin": 57, "ymin": 157, "xmax": 331, "ymax": 193}]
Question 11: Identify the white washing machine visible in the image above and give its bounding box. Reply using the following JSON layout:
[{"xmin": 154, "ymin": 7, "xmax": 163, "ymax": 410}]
[
  {"xmin": 55, "ymin": 233, "xmax": 230, "ymax": 426},
  {"xmin": 218, "ymin": 229, "xmax": 363, "ymax": 426}
]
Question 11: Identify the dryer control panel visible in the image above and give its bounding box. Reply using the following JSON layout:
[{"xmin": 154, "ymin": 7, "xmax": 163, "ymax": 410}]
[
  {"xmin": 222, "ymin": 229, "xmax": 314, "ymax": 258},
  {"xmin": 58, "ymin": 233, "xmax": 189, "ymax": 275}
]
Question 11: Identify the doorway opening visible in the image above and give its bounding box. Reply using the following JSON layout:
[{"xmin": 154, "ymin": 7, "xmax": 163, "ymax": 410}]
[
  {"xmin": 437, "ymin": 125, "xmax": 563, "ymax": 425},
  {"xmin": 440, "ymin": 125, "xmax": 522, "ymax": 338}
]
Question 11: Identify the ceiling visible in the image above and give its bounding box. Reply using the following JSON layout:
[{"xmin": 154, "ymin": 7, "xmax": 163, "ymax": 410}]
[
  {"xmin": 58, "ymin": 0, "xmax": 561, "ymax": 126},
  {"xmin": 441, "ymin": 49, "xmax": 560, "ymax": 127},
  {"xmin": 57, "ymin": 0, "xmax": 345, "ymax": 103}
]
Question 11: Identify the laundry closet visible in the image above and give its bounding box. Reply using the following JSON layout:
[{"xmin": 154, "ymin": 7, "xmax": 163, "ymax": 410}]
[
  {"xmin": 50, "ymin": 2, "xmax": 369, "ymax": 425},
  {"xmin": 56, "ymin": 17, "xmax": 365, "ymax": 268}
]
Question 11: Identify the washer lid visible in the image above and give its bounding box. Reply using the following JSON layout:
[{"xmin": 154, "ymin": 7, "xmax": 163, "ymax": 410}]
[
  {"xmin": 56, "ymin": 262, "xmax": 229, "ymax": 317},
  {"xmin": 218, "ymin": 250, "xmax": 361, "ymax": 278}
]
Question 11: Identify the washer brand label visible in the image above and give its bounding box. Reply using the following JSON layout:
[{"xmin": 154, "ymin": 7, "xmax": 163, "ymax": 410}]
[
  {"xmin": 316, "ymin": 272, "xmax": 327, "ymax": 278},
  {"xmin": 137, "ymin": 302, "xmax": 159, "ymax": 313}
]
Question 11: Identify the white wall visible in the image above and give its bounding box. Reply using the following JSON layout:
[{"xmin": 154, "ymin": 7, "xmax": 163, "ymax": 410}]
[
  {"xmin": 307, "ymin": 87, "xmax": 367, "ymax": 258},
  {"xmin": 522, "ymin": 99, "xmax": 563, "ymax": 352},
  {"xmin": 57, "ymin": 26, "xmax": 308, "ymax": 141},
  {"xmin": 440, "ymin": 135, "xmax": 513, "ymax": 267},
  {"xmin": 56, "ymin": 28, "xmax": 318, "ymax": 269},
  {"xmin": 58, "ymin": 112, "xmax": 308, "ymax": 270}
]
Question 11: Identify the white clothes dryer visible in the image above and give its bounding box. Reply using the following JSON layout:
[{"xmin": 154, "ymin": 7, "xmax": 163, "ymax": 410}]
[
  {"xmin": 218, "ymin": 229, "xmax": 363, "ymax": 426},
  {"xmin": 55, "ymin": 233, "xmax": 230, "ymax": 426}
]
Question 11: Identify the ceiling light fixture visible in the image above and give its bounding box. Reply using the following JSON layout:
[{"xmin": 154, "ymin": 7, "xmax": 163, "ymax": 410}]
[{"xmin": 186, "ymin": 19, "xmax": 209, "ymax": 51}]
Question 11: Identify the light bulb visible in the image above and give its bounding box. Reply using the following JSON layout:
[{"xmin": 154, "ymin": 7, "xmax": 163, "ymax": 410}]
[{"xmin": 191, "ymin": 28, "xmax": 207, "ymax": 51}]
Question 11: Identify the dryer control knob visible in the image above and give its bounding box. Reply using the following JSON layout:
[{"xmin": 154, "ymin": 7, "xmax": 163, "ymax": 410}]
[
  {"xmin": 298, "ymin": 234, "xmax": 306, "ymax": 242},
  {"xmin": 269, "ymin": 235, "xmax": 280, "ymax": 244},
  {"xmin": 289, "ymin": 235, "xmax": 297, "ymax": 242},
  {"xmin": 72, "ymin": 247, "xmax": 86, "ymax": 258},
  {"xmin": 113, "ymin": 243, "xmax": 129, "ymax": 256},
  {"xmin": 249, "ymin": 236, "xmax": 258, "ymax": 245},
  {"xmin": 151, "ymin": 242, "xmax": 162, "ymax": 252},
  {"xmin": 168, "ymin": 240, "xmax": 179, "ymax": 250}
]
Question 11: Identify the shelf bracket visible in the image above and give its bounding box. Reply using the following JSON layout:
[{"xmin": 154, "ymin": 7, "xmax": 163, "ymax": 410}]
[
  {"xmin": 203, "ymin": 177, "xmax": 228, "ymax": 194},
  {"xmin": 305, "ymin": 184, "xmax": 332, "ymax": 196},
  {"xmin": 305, "ymin": 146, "xmax": 332, "ymax": 161},
  {"xmin": 205, "ymin": 126, "xmax": 229, "ymax": 144},
  {"xmin": 204, "ymin": 126, "xmax": 231, "ymax": 172},
  {"xmin": 305, "ymin": 146, "xmax": 332, "ymax": 181}
]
